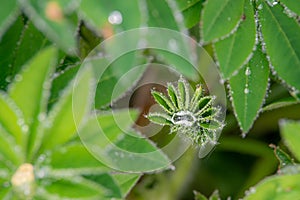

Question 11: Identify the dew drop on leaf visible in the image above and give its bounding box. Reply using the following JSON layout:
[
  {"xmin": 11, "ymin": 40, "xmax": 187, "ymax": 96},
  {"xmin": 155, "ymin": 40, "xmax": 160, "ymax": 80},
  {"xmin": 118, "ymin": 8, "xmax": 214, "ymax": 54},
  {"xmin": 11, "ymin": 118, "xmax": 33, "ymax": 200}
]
[
  {"xmin": 21, "ymin": 125, "xmax": 29, "ymax": 133},
  {"xmin": 244, "ymin": 88, "xmax": 249, "ymax": 94},
  {"xmin": 245, "ymin": 67, "xmax": 251, "ymax": 76},
  {"xmin": 15, "ymin": 74, "xmax": 23, "ymax": 82},
  {"xmin": 108, "ymin": 11, "xmax": 123, "ymax": 25}
]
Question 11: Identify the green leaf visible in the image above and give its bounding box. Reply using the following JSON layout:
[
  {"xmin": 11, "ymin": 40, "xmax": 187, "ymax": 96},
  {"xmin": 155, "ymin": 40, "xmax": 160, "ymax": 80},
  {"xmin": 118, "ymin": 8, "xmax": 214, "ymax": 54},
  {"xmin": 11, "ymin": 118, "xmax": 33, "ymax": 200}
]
[
  {"xmin": 147, "ymin": 113, "xmax": 173, "ymax": 126},
  {"xmin": 48, "ymin": 143, "xmax": 108, "ymax": 173},
  {"xmin": 9, "ymin": 46, "xmax": 56, "ymax": 127},
  {"xmin": 151, "ymin": 91, "xmax": 175, "ymax": 113},
  {"xmin": 42, "ymin": 67, "xmax": 93, "ymax": 151},
  {"xmin": 83, "ymin": 173, "xmax": 123, "ymax": 198},
  {"xmin": 194, "ymin": 190, "xmax": 208, "ymax": 200},
  {"xmin": 167, "ymin": 83, "xmax": 179, "ymax": 109},
  {"xmin": 0, "ymin": 186, "xmax": 11, "ymax": 200},
  {"xmin": 145, "ymin": 0, "xmax": 183, "ymax": 30},
  {"xmin": 48, "ymin": 64, "xmax": 80, "ymax": 109},
  {"xmin": 270, "ymin": 144, "xmax": 294, "ymax": 169},
  {"xmin": 83, "ymin": 173, "xmax": 140, "ymax": 199},
  {"xmin": 214, "ymin": 0, "xmax": 256, "ymax": 79},
  {"xmin": 0, "ymin": 93, "xmax": 24, "ymax": 146},
  {"xmin": 175, "ymin": 0, "xmax": 203, "ymax": 28},
  {"xmin": 111, "ymin": 173, "xmax": 140, "ymax": 198},
  {"xmin": 279, "ymin": 120, "xmax": 300, "ymax": 161},
  {"xmin": 94, "ymin": 52, "xmax": 147, "ymax": 108},
  {"xmin": 78, "ymin": 110, "xmax": 171, "ymax": 172},
  {"xmin": 229, "ymin": 48, "xmax": 269, "ymax": 133},
  {"xmin": 178, "ymin": 78, "xmax": 189, "ymax": 109},
  {"xmin": 280, "ymin": 0, "xmax": 300, "ymax": 16},
  {"xmin": 258, "ymin": 2, "xmax": 300, "ymax": 91},
  {"xmin": 244, "ymin": 173, "xmax": 300, "ymax": 200},
  {"xmin": 262, "ymin": 97, "xmax": 300, "ymax": 112},
  {"xmin": 0, "ymin": 127, "xmax": 21, "ymax": 165},
  {"xmin": 201, "ymin": 0, "xmax": 244, "ymax": 43},
  {"xmin": 42, "ymin": 178, "xmax": 106, "ymax": 199},
  {"xmin": 0, "ymin": 0, "xmax": 18, "ymax": 38},
  {"xmin": 19, "ymin": 0, "xmax": 77, "ymax": 54},
  {"xmin": 8, "ymin": 46, "xmax": 57, "ymax": 159},
  {"xmin": 79, "ymin": 0, "xmax": 141, "ymax": 34},
  {"xmin": 0, "ymin": 17, "xmax": 48, "ymax": 90},
  {"xmin": 209, "ymin": 190, "xmax": 220, "ymax": 200}
]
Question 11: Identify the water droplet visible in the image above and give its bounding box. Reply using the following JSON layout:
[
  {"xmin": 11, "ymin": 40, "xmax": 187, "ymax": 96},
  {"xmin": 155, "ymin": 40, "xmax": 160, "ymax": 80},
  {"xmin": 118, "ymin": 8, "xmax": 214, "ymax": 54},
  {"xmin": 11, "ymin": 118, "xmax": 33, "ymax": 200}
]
[
  {"xmin": 258, "ymin": 4, "xmax": 263, "ymax": 10},
  {"xmin": 249, "ymin": 187, "xmax": 256, "ymax": 194},
  {"xmin": 17, "ymin": 119, "xmax": 25, "ymax": 125},
  {"xmin": 21, "ymin": 125, "xmax": 29, "ymax": 133},
  {"xmin": 169, "ymin": 165, "xmax": 176, "ymax": 171},
  {"xmin": 245, "ymin": 67, "xmax": 251, "ymax": 76},
  {"xmin": 272, "ymin": 1, "xmax": 278, "ymax": 5},
  {"xmin": 241, "ymin": 133, "xmax": 246, "ymax": 138},
  {"xmin": 171, "ymin": 111, "xmax": 196, "ymax": 127},
  {"xmin": 38, "ymin": 113, "xmax": 46, "ymax": 122},
  {"xmin": 244, "ymin": 88, "xmax": 249, "ymax": 94},
  {"xmin": 15, "ymin": 74, "xmax": 23, "ymax": 82},
  {"xmin": 108, "ymin": 11, "xmax": 123, "ymax": 25},
  {"xmin": 5, "ymin": 76, "xmax": 12, "ymax": 83},
  {"xmin": 43, "ymin": 81, "xmax": 51, "ymax": 90},
  {"xmin": 175, "ymin": 12, "xmax": 184, "ymax": 23}
]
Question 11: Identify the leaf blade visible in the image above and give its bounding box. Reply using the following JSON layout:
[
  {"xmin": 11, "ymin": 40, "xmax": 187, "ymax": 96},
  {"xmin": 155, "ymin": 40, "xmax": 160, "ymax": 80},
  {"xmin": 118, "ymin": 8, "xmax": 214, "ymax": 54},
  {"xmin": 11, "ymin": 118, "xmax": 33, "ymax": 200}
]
[
  {"xmin": 42, "ymin": 67, "xmax": 93, "ymax": 151},
  {"xmin": 214, "ymin": 0, "xmax": 256, "ymax": 79},
  {"xmin": 279, "ymin": 120, "xmax": 300, "ymax": 161},
  {"xmin": 201, "ymin": 0, "xmax": 244, "ymax": 43},
  {"xmin": 229, "ymin": 48, "xmax": 269, "ymax": 133},
  {"xmin": 258, "ymin": 2, "xmax": 300, "ymax": 91}
]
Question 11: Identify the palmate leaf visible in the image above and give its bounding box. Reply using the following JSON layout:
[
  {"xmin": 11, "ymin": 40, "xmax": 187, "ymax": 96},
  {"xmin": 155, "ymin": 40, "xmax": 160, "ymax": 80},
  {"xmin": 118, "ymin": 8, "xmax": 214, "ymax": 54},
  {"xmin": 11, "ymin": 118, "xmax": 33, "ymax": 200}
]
[
  {"xmin": 229, "ymin": 47, "xmax": 269, "ymax": 133},
  {"xmin": 201, "ymin": 0, "xmax": 244, "ymax": 43},
  {"xmin": 258, "ymin": 2, "xmax": 300, "ymax": 91},
  {"xmin": 214, "ymin": 0, "xmax": 256, "ymax": 79}
]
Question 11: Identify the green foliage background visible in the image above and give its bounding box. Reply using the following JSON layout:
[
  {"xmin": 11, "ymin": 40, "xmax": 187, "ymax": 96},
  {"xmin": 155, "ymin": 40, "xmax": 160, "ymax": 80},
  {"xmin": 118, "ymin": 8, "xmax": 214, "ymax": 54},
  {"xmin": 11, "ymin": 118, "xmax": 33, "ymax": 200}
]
[{"xmin": 0, "ymin": 0, "xmax": 300, "ymax": 199}]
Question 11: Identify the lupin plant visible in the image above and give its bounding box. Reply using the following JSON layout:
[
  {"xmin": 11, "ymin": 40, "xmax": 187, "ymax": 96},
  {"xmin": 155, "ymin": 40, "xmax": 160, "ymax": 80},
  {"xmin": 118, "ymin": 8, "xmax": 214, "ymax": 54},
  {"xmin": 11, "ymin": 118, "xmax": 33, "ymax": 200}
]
[{"xmin": 147, "ymin": 77, "xmax": 223, "ymax": 152}]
